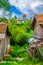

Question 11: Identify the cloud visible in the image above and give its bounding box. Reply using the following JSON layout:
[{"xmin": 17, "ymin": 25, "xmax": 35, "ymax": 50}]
[
  {"xmin": 9, "ymin": 0, "xmax": 43, "ymax": 13},
  {"xmin": 0, "ymin": 9, "xmax": 3, "ymax": 17},
  {"xmin": 9, "ymin": 0, "xmax": 29, "ymax": 14},
  {"xmin": 11, "ymin": 12, "xmax": 19, "ymax": 18},
  {"xmin": 35, "ymin": 4, "xmax": 43, "ymax": 14},
  {"xmin": 0, "ymin": 1, "xmax": 42, "ymax": 20},
  {"xmin": 30, "ymin": 1, "xmax": 43, "ymax": 13},
  {"xmin": 0, "ymin": 0, "xmax": 43, "ymax": 19},
  {"xmin": 0, "ymin": 8, "xmax": 10, "ymax": 18}
]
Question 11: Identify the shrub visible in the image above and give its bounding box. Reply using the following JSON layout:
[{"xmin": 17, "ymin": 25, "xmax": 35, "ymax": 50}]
[
  {"xmin": 0, "ymin": 62, "xmax": 14, "ymax": 65},
  {"xmin": 10, "ymin": 46, "xmax": 21, "ymax": 57},
  {"xmin": 4, "ymin": 55, "xmax": 14, "ymax": 61},
  {"xmin": 10, "ymin": 45, "xmax": 27, "ymax": 57},
  {"xmin": 4, "ymin": 55, "xmax": 19, "ymax": 62},
  {"xmin": 32, "ymin": 58, "xmax": 40, "ymax": 64},
  {"xmin": 9, "ymin": 19, "xmax": 33, "ymax": 46},
  {"xmin": 16, "ymin": 34, "xmax": 28, "ymax": 46}
]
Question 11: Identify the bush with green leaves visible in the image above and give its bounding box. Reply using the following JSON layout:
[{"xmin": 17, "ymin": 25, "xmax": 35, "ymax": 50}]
[
  {"xmin": 10, "ymin": 44, "xmax": 30, "ymax": 57},
  {"xmin": 0, "ymin": 62, "xmax": 14, "ymax": 65},
  {"xmin": 4, "ymin": 55, "xmax": 15, "ymax": 61},
  {"xmin": 9, "ymin": 19, "xmax": 33, "ymax": 46},
  {"xmin": 4, "ymin": 55, "xmax": 19, "ymax": 62},
  {"xmin": 10, "ymin": 45, "xmax": 26, "ymax": 57},
  {"xmin": 0, "ymin": 18, "xmax": 8, "ymax": 23}
]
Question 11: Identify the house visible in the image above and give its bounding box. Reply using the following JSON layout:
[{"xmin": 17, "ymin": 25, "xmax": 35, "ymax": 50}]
[
  {"xmin": 28, "ymin": 14, "xmax": 43, "ymax": 58},
  {"xmin": 16, "ymin": 14, "xmax": 28, "ymax": 24},
  {"xmin": 16, "ymin": 18, "xmax": 28, "ymax": 24},
  {"xmin": 0, "ymin": 22, "xmax": 10, "ymax": 60},
  {"xmin": 31, "ymin": 14, "xmax": 43, "ymax": 39}
]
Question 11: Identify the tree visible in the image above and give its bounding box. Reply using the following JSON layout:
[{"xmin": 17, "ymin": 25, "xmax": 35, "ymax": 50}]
[
  {"xmin": 0, "ymin": 17, "xmax": 8, "ymax": 23},
  {"xmin": 8, "ymin": 18, "xmax": 33, "ymax": 46},
  {"xmin": 14, "ymin": 15, "xmax": 17, "ymax": 19},
  {"xmin": 0, "ymin": 0, "xmax": 10, "ymax": 11},
  {"xmin": 0, "ymin": 0, "xmax": 11, "ymax": 18}
]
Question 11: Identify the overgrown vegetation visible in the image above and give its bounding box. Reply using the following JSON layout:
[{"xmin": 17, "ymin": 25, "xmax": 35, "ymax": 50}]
[
  {"xmin": 9, "ymin": 19, "xmax": 33, "ymax": 46},
  {"xmin": 0, "ymin": 17, "xmax": 43, "ymax": 65},
  {"xmin": 40, "ymin": 46, "xmax": 43, "ymax": 53}
]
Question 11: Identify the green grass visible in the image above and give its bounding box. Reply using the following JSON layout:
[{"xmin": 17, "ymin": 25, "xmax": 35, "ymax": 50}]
[{"xmin": 0, "ymin": 62, "xmax": 14, "ymax": 65}]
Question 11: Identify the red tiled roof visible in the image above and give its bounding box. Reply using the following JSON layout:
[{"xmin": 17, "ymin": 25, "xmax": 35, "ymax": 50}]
[
  {"xmin": 35, "ymin": 14, "xmax": 43, "ymax": 21},
  {"xmin": 0, "ymin": 23, "xmax": 7, "ymax": 33},
  {"xmin": 31, "ymin": 14, "xmax": 43, "ymax": 29}
]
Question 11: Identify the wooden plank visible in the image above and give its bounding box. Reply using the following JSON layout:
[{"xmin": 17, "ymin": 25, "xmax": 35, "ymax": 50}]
[
  {"xmin": 39, "ymin": 21, "xmax": 43, "ymax": 24},
  {"xmin": 37, "ymin": 47, "xmax": 43, "ymax": 57},
  {"xmin": 27, "ymin": 48, "xmax": 33, "ymax": 58}
]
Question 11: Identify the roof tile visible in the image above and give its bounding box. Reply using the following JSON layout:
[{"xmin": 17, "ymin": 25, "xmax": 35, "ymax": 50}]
[
  {"xmin": 0, "ymin": 23, "xmax": 7, "ymax": 33},
  {"xmin": 35, "ymin": 14, "xmax": 43, "ymax": 22}
]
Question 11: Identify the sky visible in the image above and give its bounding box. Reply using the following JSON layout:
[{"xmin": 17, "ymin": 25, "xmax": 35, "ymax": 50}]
[{"xmin": 0, "ymin": 0, "xmax": 43, "ymax": 19}]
